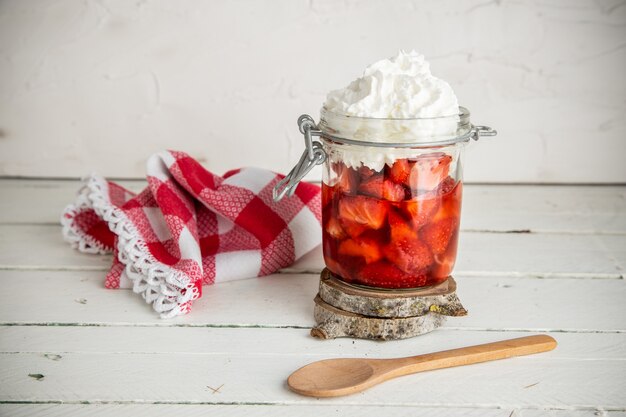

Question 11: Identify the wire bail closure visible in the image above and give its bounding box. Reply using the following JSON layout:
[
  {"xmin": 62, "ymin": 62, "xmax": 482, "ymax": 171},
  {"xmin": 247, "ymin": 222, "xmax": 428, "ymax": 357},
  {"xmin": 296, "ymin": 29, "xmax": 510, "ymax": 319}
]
[
  {"xmin": 272, "ymin": 113, "xmax": 497, "ymax": 202},
  {"xmin": 471, "ymin": 125, "xmax": 497, "ymax": 141},
  {"xmin": 273, "ymin": 115, "xmax": 326, "ymax": 202}
]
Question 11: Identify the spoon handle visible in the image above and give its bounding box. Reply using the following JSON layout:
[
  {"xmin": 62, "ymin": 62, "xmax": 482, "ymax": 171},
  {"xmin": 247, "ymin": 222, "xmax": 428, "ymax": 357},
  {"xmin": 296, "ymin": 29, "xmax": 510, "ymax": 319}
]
[{"xmin": 388, "ymin": 335, "xmax": 557, "ymax": 377}]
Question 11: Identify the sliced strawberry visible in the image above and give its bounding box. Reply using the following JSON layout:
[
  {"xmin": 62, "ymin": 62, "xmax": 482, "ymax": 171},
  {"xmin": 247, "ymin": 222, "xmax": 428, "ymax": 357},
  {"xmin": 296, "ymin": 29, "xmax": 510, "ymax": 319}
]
[
  {"xmin": 358, "ymin": 165, "xmax": 377, "ymax": 180},
  {"xmin": 389, "ymin": 159, "xmax": 411, "ymax": 185},
  {"xmin": 421, "ymin": 217, "xmax": 458, "ymax": 255},
  {"xmin": 409, "ymin": 153, "xmax": 453, "ymax": 192},
  {"xmin": 402, "ymin": 194, "xmax": 440, "ymax": 229},
  {"xmin": 388, "ymin": 210, "xmax": 417, "ymax": 241},
  {"xmin": 358, "ymin": 175, "xmax": 405, "ymax": 202},
  {"xmin": 430, "ymin": 244, "xmax": 457, "ymax": 281},
  {"xmin": 340, "ymin": 221, "xmax": 369, "ymax": 238},
  {"xmin": 332, "ymin": 162, "xmax": 359, "ymax": 195},
  {"xmin": 359, "ymin": 261, "xmax": 406, "ymax": 287},
  {"xmin": 438, "ymin": 176, "xmax": 457, "ymax": 195},
  {"xmin": 338, "ymin": 195, "xmax": 388, "ymax": 231},
  {"xmin": 382, "ymin": 180, "xmax": 406, "ymax": 202},
  {"xmin": 357, "ymin": 174, "xmax": 382, "ymax": 198},
  {"xmin": 432, "ymin": 179, "xmax": 463, "ymax": 223},
  {"xmin": 386, "ymin": 211, "xmax": 433, "ymax": 273},
  {"xmin": 321, "ymin": 183, "xmax": 333, "ymax": 208},
  {"xmin": 359, "ymin": 261, "xmax": 428, "ymax": 288},
  {"xmin": 324, "ymin": 217, "xmax": 346, "ymax": 240},
  {"xmin": 338, "ymin": 237, "xmax": 383, "ymax": 264},
  {"xmin": 384, "ymin": 237, "xmax": 433, "ymax": 274}
]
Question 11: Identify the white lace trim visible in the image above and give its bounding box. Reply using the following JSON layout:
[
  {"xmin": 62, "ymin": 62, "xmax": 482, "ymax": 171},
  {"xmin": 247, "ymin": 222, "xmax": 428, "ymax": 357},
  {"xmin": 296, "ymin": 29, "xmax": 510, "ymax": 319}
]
[{"xmin": 61, "ymin": 175, "xmax": 200, "ymax": 318}]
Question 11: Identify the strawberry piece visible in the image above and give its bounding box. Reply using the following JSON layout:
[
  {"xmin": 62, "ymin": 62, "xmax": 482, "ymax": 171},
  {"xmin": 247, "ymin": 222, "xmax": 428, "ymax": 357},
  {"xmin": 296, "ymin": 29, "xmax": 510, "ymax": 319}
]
[
  {"xmin": 325, "ymin": 217, "xmax": 346, "ymax": 240},
  {"xmin": 385, "ymin": 212, "xmax": 433, "ymax": 273},
  {"xmin": 358, "ymin": 165, "xmax": 377, "ymax": 180},
  {"xmin": 358, "ymin": 175, "xmax": 405, "ymax": 202},
  {"xmin": 338, "ymin": 195, "xmax": 388, "ymax": 231},
  {"xmin": 421, "ymin": 217, "xmax": 458, "ymax": 255},
  {"xmin": 359, "ymin": 261, "xmax": 407, "ymax": 286},
  {"xmin": 333, "ymin": 163, "xmax": 359, "ymax": 195},
  {"xmin": 388, "ymin": 210, "xmax": 416, "ymax": 241},
  {"xmin": 384, "ymin": 237, "xmax": 433, "ymax": 274},
  {"xmin": 340, "ymin": 221, "xmax": 368, "ymax": 238},
  {"xmin": 383, "ymin": 180, "xmax": 406, "ymax": 202},
  {"xmin": 432, "ymin": 179, "xmax": 463, "ymax": 223},
  {"xmin": 402, "ymin": 194, "xmax": 440, "ymax": 229},
  {"xmin": 359, "ymin": 261, "xmax": 428, "ymax": 288},
  {"xmin": 438, "ymin": 176, "xmax": 457, "ymax": 195},
  {"xmin": 389, "ymin": 159, "xmax": 411, "ymax": 185},
  {"xmin": 430, "ymin": 245, "xmax": 457, "ymax": 281},
  {"xmin": 338, "ymin": 237, "xmax": 383, "ymax": 264},
  {"xmin": 321, "ymin": 183, "xmax": 333, "ymax": 209},
  {"xmin": 409, "ymin": 153, "xmax": 453, "ymax": 192}
]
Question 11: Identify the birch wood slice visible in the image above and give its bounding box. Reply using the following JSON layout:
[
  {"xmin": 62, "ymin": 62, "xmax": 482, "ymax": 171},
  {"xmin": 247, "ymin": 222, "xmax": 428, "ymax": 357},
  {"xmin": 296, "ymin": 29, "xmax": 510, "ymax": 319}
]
[
  {"xmin": 318, "ymin": 269, "xmax": 467, "ymax": 318},
  {"xmin": 311, "ymin": 296, "xmax": 446, "ymax": 340}
]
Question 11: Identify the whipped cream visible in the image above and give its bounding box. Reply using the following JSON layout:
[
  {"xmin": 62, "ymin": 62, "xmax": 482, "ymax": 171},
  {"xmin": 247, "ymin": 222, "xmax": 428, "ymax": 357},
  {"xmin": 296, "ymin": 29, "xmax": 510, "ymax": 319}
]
[
  {"xmin": 321, "ymin": 51, "xmax": 462, "ymax": 171},
  {"xmin": 324, "ymin": 50, "xmax": 459, "ymax": 119}
]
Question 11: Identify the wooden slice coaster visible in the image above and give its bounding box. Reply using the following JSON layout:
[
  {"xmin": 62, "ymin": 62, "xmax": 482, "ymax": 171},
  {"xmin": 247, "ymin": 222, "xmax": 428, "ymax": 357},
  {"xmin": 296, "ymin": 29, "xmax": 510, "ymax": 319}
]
[
  {"xmin": 311, "ymin": 269, "xmax": 467, "ymax": 340},
  {"xmin": 312, "ymin": 295, "xmax": 446, "ymax": 340},
  {"xmin": 318, "ymin": 268, "xmax": 467, "ymax": 318}
]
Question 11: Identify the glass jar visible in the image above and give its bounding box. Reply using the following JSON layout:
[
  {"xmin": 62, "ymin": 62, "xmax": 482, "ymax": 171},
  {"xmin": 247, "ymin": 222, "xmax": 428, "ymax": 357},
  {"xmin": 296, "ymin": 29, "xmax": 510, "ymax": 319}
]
[{"xmin": 274, "ymin": 107, "xmax": 496, "ymax": 289}]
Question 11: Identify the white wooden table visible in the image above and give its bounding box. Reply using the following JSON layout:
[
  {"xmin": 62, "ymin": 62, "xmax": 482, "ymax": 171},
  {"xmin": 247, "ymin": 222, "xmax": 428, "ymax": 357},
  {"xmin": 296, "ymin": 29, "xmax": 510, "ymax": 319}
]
[{"xmin": 0, "ymin": 179, "xmax": 624, "ymax": 416}]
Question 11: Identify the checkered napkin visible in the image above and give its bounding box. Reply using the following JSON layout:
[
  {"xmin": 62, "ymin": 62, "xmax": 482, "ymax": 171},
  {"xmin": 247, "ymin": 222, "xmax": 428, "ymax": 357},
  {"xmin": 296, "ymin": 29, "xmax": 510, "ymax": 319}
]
[{"xmin": 61, "ymin": 150, "xmax": 321, "ymax": 318}]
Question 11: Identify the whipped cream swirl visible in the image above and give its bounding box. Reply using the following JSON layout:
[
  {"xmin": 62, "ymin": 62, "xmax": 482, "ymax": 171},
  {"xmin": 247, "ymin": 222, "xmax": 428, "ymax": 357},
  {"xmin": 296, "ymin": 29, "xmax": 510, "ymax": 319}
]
[
  {"xmin": 324, "ymin": 50, "xmax": 459, "ymax": 119},
  {"xmin": 320, "ymin": 51, "xmax": 462, "ymax": 171}
]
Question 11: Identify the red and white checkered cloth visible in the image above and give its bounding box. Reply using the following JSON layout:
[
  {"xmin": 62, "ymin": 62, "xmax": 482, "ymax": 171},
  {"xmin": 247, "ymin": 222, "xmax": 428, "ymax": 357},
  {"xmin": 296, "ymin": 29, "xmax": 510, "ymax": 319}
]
[{"xmin": 61, "ymin": 150, "xmax": 321, "ymax": 318}]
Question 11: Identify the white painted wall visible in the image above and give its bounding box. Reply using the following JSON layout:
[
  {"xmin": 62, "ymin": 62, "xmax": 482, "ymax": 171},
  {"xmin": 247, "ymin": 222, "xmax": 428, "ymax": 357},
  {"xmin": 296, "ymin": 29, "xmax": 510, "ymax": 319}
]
[{"xmin": 0, "ymin": 0, "xmax": 624, "ymax": 182}]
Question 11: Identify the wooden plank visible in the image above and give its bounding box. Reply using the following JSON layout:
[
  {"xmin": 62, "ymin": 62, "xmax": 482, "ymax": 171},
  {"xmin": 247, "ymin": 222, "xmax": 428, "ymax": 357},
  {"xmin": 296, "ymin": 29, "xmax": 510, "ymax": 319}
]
[
  {"xmin": 1, "ymin": 225, "xmax": 624, "ymax": 277},
  {"xmin": 463, "ymin": 184, "xmax": 626, "ymax": 234},
  {"xmin": 1, "ymin": 180, "xmax": 625, "ymax": 233},
  {"xmin": 0, "ymin": 351, "xmax": 623, "ymax": 408},
  {"xmin": 288, "ymin": 232, "xmax": 626, "ymax": 278},
  {"xmin": 0, "ymin": 327, "xmax": 623, "ymax": 360},
  {"xmin": 0, "ymin": 180, "xmax": 146, "ymax": 225},
  {"xmin": 0, "ymin": 271, "xmax": 624, "ymax": 331},
  {"xmin": 0, "ymin": 404, "xmax": 626, "ymax": 417},
  {"xmin": 0, "ymin": 404, "xmax": 517, "ymax": 417},
  {"xmin": 0, "ymin": 405, "xmax": 617, "ymax": 417}
]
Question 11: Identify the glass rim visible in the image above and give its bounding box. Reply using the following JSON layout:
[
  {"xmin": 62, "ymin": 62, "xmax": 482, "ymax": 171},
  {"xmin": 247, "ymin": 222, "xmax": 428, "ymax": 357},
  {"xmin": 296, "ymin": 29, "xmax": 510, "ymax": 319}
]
[
  {"xmin": 320, "ymin": 106, "xmax": 470, "ymax": 122},
  {"xmin": 318, "ymin": 105, "xmax": 473, "ymax": 147}
]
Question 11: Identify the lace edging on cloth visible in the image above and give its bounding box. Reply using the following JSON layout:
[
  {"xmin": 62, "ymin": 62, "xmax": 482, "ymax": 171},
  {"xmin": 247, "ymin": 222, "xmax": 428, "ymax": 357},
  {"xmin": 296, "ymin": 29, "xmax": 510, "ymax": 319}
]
[{"xmin": 60, "ymin": 175, "xmax": 199, "ymax": 318}]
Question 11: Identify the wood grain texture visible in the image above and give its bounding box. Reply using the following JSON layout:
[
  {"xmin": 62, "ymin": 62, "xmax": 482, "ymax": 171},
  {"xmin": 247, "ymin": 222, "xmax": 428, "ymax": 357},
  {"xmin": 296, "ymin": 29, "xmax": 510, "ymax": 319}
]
[
  {"xmin": 288, "ymin": 232, "xmax": 626, "ymax": 278},
  {"xmin": 0, "ymin": 181, "xmax": 624, "ymax": 414},
  {"xmin": 312, "ymin": 295, "xmax": 447, "ymax": 340},
  {"xmin": 0, "ymin": 349, "xmax": 623, "ymax": 408},
  {"xmin": 318, "ymin": 273, "xmax": 466, "ymax": 318},
  {"xmin": 2, "ymin": 224, "xmax": 624, "ymax": 278},
  {"xmin": 5, "ymin": 404, "xmax": 602, "ymax": 417},
  {"xmin": 2, "ymin": 180, "xmax": 624, "ymax": 233},
  {"xmin": 0, "ymin": 270, "xmax": 624, "ymax": 332},
  {"xmin": 0, "ymin": 328, "xmax": 622, "ymax": 360}
]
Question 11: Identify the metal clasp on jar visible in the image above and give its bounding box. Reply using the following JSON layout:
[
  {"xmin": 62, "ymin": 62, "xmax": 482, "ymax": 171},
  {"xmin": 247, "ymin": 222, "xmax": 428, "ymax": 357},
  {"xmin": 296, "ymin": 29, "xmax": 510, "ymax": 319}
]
[
  {"xmin": 273, "ymin": 115, "xmax": 326, "ymax": 202},
  {"xmin": 471, "ymin": 125, "xmax": 497, "ymax": 141},
  {"xmin": 273, "ymin": 114, "xmax": 498, "ymax": 202}
]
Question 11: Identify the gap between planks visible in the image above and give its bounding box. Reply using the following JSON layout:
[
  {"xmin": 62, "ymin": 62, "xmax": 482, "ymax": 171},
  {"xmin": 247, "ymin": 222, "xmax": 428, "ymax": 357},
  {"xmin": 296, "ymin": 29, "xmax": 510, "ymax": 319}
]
[
  {"xmin": 0, "ymin": 265, "xmax": 623, "ymax": 280},
  {"xmin": 0, "ymin": 323, "xmax": 623, "ymax": 334},
  {"xmin": 0, "ymin": 400, "xmax": 624, "ymax": 413}
]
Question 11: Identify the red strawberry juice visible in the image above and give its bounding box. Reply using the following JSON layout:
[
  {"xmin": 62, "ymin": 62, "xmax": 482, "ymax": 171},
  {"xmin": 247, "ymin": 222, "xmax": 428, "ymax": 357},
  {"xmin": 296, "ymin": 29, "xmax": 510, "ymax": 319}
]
[{"xmin": 322, "ymin": 153, "xmax": 461, "ymax": 289}]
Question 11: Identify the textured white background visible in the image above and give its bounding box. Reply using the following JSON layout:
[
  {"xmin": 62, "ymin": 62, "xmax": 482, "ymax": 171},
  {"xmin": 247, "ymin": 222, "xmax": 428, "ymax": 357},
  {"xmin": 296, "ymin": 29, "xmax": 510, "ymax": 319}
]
[{"xmin": 0, "ymin": 0, "xmax": 624, "ymax": 182}]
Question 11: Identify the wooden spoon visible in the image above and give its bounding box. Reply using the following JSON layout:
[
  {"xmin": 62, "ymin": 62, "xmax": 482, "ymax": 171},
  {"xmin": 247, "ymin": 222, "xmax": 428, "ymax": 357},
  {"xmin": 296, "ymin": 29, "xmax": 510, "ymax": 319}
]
[{"xmin": 288, "ymin": 334, "xmax": 556, "ymax": 397}]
